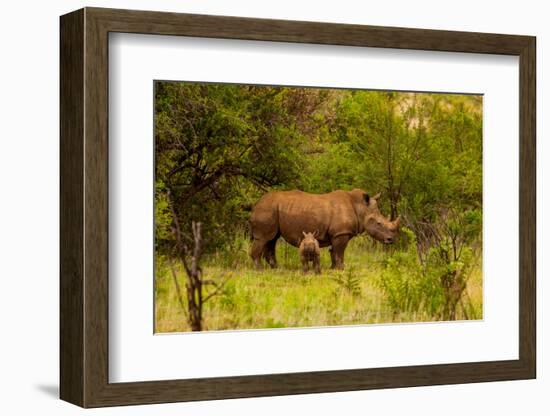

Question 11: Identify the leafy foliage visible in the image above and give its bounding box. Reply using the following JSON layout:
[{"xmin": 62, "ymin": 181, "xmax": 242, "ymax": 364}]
[
  {"xmin": 155, "ymin": 82, "xmax": 331, "ymax": 252},
  {"xmin": 379, "ymin": 210, "xmax": 481, "ymax": 320},
  {"xmin": 333, "ymin": 267, "xmax": 362, "ymax": 298}
]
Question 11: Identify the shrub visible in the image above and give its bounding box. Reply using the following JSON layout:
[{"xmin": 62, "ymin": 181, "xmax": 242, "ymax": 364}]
[
  {"xmin": 333, "ymin": 266, "xmax": 362, "ymax": 297},
  {"xmin": 379, "ymin": 227, "xmax": 443, "ymax": 317},
  {"xmin": 379, "ymin": 214, "xmax": 479, "ymax": 321}
]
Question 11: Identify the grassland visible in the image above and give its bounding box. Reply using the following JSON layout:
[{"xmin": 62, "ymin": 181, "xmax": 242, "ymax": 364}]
[{"xmin": 155, "ymin": 234, "xmax": 482, "ymax": 333}]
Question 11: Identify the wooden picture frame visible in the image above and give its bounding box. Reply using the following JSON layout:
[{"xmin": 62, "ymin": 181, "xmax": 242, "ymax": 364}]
[{"xmin": 60, "ymin": 7, "xmax": 536, "ymax": 408}]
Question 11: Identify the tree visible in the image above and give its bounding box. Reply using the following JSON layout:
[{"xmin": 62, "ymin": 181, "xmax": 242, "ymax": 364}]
[
  {"xmin": 155, "ymin": 82, "xmax": 330, "ymax": 254},
  {"xmin": 333, "ymin": 91, "xmax": 482, "ymax": 226},
  {"xmin": 333, "ymin": 91, "xmax": 425, "ymax": 220},
  {"xmin": 167, "ymin": 219, "xmax": 232, "ymax": 331}
]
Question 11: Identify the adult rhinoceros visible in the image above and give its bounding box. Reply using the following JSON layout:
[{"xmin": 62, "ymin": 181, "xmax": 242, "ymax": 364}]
[{"xmin": 249, "ymin": 189, "xmax": 400, "ymax": 269}]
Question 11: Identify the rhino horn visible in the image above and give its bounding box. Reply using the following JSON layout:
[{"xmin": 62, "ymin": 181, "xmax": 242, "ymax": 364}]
[{"xmin": 393, "ymin": 216, "xmax": 401, "ymax": 228}]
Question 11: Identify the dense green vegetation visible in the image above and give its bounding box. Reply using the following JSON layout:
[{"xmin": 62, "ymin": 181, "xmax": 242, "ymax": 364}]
[{"xmin": 154, "ymin": 81, "xmax": 483, "ymax": 332}]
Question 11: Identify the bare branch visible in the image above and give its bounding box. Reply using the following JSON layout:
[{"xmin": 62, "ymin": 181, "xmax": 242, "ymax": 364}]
[{"xmin": 203, "ymin": 273, "xmax": 233, "ymax": 304}]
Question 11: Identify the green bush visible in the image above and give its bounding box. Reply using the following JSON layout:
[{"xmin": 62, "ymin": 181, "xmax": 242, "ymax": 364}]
[
  {"xmin": 333, "ymin": 266, "xmax": 362, "ymax": 298},
  {"xmin": 379, "ymin": 227, "xmax": 442, "ymax": 317},
  {"xmin": 378, "ymin": 223, "xmax": 478, "ymax": 321}
]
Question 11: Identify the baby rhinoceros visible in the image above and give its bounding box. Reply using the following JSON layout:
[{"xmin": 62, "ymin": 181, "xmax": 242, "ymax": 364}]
[{"xmin": 299, "ymin": 231, "xmax": 321, "ymax": 274}]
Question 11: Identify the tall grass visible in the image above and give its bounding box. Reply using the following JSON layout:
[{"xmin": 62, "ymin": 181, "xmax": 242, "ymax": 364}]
[{"xmin": 155, "ymin": 232, "xmax": 482, "ymax": 333}]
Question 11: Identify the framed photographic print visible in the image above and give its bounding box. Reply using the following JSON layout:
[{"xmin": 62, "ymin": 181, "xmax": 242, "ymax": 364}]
[{"xmin": 60, "ymin": 7, "xmax": 536, "ymax": 408}]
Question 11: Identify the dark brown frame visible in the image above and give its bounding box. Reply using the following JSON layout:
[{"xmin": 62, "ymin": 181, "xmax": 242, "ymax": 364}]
[{"xmin": 60, "ymin": 7, "xmax": 536, "ymax": 408}]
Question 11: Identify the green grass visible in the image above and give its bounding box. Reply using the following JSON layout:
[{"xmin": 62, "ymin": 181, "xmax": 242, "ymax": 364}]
[{"xmin": 155, "ymin": 235, "xmax": 482, "ymax": 333}]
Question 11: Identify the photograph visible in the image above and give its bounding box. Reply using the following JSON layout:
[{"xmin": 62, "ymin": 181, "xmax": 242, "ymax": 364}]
[{"xmin": 154, "ymin": 81, "xmax": 483, "ymax": 333}]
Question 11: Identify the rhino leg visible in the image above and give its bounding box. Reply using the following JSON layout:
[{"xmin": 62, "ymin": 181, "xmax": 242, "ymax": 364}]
[
  {"xmin": 313, "ymin": 256, "xmax": 321, "ymax": 274},
  {"xmin": 251, "ymin": 239, "xmax": 268, "ymax": 269},
  {"xmin": 249, "ymin": 209, "xmax": 279, "ymax": 269},
  {"xmin": 330, "ymin": 235, "xmax": 350, "ymax": 270},
  {"xmin": 301, "ymin": 256, "xmax": 309, "ymax": 273},
  {"xmin": 263, "ymin": 237, "xmax": 279, "ymax": 269}
]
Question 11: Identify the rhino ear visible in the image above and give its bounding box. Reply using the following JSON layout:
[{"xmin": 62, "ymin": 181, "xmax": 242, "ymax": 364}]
[
  {"xmin": 302, "ymin": 231, "xmax": 307, "ymax": 237},
  {"xmin": 363, "ymin": 193, "xmax": 370, "ymax": 205}
]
